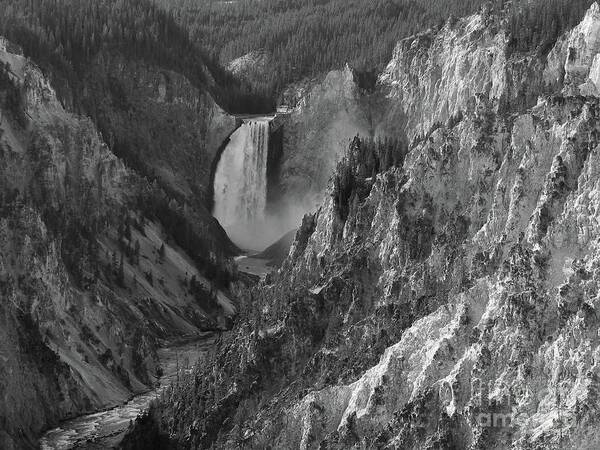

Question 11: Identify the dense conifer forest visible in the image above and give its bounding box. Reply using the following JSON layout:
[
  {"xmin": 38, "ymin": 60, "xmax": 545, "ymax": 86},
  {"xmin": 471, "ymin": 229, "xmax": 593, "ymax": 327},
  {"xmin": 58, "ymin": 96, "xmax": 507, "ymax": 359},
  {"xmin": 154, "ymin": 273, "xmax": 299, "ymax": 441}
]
[
  {"xmin": 506, "ymin": 0, "xmax": 595, "ymax": 55},
  {"xmin": 0, "ymin": 0, "xmax": 595, "ymax": 111},
  {"xmin": 154, "ymin": 0, "xmax": 595, "ymax": 106},
  {"xmin": 0, "ymin": 0, "xmax": 267, "ymax": 112},
  {"xmin": 155, "ymin": 0, "xmax": 496, "ymax": 103}
]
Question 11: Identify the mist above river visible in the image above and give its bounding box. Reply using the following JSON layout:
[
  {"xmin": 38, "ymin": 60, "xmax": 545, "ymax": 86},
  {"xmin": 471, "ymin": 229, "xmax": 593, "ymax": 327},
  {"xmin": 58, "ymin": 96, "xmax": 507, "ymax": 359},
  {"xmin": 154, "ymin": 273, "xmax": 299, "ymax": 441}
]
[{"xmin": 224, "ymin": 201, "xmax": 309, "ymax": 251}]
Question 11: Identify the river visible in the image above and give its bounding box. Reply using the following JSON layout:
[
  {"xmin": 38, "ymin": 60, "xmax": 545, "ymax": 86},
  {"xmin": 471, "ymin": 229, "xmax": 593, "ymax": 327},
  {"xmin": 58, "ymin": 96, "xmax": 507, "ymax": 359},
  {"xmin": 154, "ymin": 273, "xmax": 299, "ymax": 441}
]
[{"xmin": 39, "ymin": 336, "xmax": 215, "ymax": 449}]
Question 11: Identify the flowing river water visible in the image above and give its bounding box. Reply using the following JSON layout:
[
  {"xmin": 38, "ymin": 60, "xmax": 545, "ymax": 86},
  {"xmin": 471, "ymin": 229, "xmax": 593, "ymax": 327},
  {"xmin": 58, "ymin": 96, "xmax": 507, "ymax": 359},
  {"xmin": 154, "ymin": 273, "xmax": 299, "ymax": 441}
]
[{"xmin": 39, "ymin": 336, "xmax": 215, "ymax": 449}]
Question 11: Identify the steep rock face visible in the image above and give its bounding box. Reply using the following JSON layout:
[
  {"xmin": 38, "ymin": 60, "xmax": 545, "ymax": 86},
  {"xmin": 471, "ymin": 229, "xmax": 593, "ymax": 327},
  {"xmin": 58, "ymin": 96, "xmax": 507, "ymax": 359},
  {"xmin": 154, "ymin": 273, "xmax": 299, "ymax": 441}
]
[
  {"xmin": 378, "ymin": 10, "xmax": 545, "ymax": 142},
  {"xmin": 44, "ymin": 51, "xmax": 239, "ymax": 258},
  {"xmin": 274, "ymin": 9, "xmax": 548, "ymax": 226},
  {"xmin": 0, "ymin": 42, "xmax": 235, "ymax": 449},
  {"xmin": 275, "ymin": 65, "xmax": 372, "ymax": 214},
  {"xmin": 121, "ymin": 4, "xmax": 600, "ymax": 450},
  {"xmin": 546, "ymin": 2, "xmax": 600, "ymax": 96}
]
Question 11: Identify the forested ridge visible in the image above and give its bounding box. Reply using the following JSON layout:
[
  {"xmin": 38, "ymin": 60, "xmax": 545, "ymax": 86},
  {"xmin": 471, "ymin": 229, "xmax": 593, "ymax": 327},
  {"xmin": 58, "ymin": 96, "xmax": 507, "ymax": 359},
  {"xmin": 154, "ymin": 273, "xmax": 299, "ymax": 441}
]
[
  {"xmin": 507, "ymin": 0, "xmax": 595, "ymax": 55},
  {"xmin": 0, "ymin": 0, "xmax": 594, "ymax": 112},
  {"xmin": 0, "ymin": 0, "xmax": 267, "ymax": 112},
  {"xmin": 156, "ymin": 0, "xmax": 495, "ymax": 102},
  {"xmin": 155, "ymin": 0, "xmax": 595, "ymax": 106}
]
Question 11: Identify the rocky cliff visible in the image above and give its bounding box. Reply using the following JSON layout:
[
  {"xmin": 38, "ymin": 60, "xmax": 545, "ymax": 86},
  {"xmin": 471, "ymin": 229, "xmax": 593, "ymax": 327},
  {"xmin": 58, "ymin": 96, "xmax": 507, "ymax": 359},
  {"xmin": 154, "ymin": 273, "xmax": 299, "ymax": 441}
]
[
  {"xmin": 546, "ymin": 2, "xmax": 600, "ymax": 96},
  {"xmin": 0, "ymin": 40, "xmax": 236, "ymax": 449},
  {"xmin": 376, "ymin": 7, "xmax": 547, "ymax": 142},
  {"xmin": 272, "ymin": 65, "xmax": 372, "ymax": 225},
  {"xmin": 272, "ymin": 8, "xmax": 548, "ymax": 234},
  {"xmin": 122, "ymin": 3, "xmax": 600, "ymax": 449}
]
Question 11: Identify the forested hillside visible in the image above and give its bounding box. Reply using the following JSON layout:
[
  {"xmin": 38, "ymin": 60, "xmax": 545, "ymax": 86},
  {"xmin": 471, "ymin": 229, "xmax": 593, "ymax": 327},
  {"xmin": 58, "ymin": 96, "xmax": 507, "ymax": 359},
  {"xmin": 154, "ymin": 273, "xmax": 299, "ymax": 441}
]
[
  {"xmin": 0, "ymin": 0, "xmax": 267, "ymax": 112},
  {"xmin": 1, "ymin": 0, "xmax": 592, "ymax": 112},
  {"xmin": 507, "ymin": 0, "xmax": 596, "ymax": 54},
  {"xmin": 0, "ymin": 0, "xmax": 247, "ymax": 268},
  {"xmin": 155, "ymin": 0, "xmax": 595, "ymax": 106},
  {"xmin": 156, "ymin": 0, "xmax": 494, "ymax": 102}
]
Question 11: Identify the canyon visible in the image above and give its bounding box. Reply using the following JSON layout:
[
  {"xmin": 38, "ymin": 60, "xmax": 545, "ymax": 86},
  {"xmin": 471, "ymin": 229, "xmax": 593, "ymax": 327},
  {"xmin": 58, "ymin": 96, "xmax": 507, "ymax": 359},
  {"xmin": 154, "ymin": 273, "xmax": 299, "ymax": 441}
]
[
  {"xmin": 120, "ymin": 2, "xmax": 600, "ymax": 449},
  {"xmin": 0, "ymin": 16, "xmax": 369, "ymax": 446},
  {"xmin": 3, "ymin": 1, "xmax": 600, "ymax": 449}
]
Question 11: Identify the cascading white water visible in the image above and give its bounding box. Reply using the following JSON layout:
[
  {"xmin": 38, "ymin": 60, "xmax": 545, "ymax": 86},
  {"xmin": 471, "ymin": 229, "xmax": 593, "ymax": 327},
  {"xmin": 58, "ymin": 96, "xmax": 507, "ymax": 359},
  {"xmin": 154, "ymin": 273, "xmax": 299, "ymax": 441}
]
[{"xmin": 213, "ymin": 119, "xmax": 270, "ymax": 249}]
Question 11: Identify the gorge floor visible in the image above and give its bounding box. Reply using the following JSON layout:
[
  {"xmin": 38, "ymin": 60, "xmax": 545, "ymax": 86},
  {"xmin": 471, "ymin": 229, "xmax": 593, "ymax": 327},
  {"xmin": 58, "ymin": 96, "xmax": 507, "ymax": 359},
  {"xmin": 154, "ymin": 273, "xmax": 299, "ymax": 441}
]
[{"xmin": 39, "ymin": 336, "xmax": 215, "ymax": 450}]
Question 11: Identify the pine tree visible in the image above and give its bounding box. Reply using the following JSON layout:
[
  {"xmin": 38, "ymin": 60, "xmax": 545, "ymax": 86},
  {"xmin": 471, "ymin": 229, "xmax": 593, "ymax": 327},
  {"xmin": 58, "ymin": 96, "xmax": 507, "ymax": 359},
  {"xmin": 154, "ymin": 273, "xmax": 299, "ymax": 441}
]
[
  {"xmin": 118, "ymin": 253, "xmax": 125, "ymax": 286},
  {"xmin": 125, "ymin": 220, "xmax": 132, "ymax": 242},
  {"xmin": 190, "ymin": 274, "xmax": 197, "ymax": 293},
  {"xmin": 145, "ymin": 270, "xmax": 154, "ymax": 286},
  {"xmin": 118, "ymin": 219, "xmax": 124, "ymax": 241},
  {"xmin": 134, "ymin": 239, "xmax": 140, "ymax": 265}
]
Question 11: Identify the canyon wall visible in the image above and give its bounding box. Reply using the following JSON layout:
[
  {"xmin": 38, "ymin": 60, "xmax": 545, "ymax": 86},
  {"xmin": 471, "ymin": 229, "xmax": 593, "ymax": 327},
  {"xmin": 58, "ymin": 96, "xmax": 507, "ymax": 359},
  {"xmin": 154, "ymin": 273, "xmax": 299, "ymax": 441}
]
[{"xmin": 0, "ymin": 40, "xmax": 236, "ymax": 449}]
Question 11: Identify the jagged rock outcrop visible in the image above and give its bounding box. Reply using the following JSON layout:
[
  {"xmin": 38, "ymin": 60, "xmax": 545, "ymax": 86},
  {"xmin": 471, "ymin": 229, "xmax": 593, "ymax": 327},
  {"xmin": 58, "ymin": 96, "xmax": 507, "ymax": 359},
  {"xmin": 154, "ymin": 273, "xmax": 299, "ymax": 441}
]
[
  {"xmin": 227, "ymin": 50, "xmax": 270, "ymax": 80},
  {"xmin": 377, "ymin": 8, "xmax": 547, "ymax": 143},
  {"xmin": 274, "ymin": 8, "xmax": 553, "ymax": 227},
  {"xmin": 546, "ymin": 2, "xmax": 600, "ymax": 96},
  {"xmin": 255, "ymin": 93, "xmax": 600, "ymax": 449}
]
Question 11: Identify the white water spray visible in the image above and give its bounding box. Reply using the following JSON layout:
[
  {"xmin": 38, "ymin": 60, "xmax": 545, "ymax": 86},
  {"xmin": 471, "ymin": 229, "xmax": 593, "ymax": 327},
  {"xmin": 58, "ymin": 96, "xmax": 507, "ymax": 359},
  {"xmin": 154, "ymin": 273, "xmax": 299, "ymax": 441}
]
[{"xmin": 213, "ymin": 119, "xmax": 270, "ymax": 250}]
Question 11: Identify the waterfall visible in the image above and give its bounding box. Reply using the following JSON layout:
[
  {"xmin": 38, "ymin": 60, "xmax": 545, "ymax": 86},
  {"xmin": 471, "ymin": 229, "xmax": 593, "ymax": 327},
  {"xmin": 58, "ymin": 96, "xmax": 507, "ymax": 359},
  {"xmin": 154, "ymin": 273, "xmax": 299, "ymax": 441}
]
[{"xmin": 213, "ymin": 119, "xmax": 270, "ymax": 249}]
